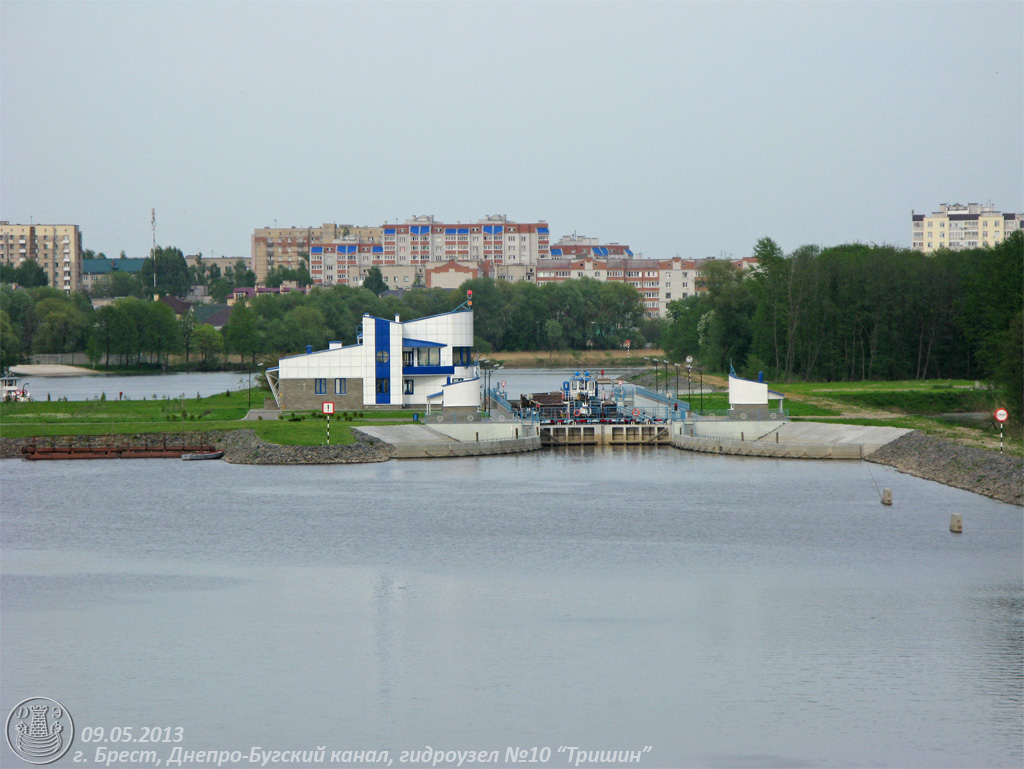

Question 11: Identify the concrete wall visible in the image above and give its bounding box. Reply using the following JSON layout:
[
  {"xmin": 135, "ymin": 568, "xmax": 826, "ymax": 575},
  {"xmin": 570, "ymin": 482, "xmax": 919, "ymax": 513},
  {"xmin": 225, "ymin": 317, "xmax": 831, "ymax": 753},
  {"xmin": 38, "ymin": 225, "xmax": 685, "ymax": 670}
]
[
  {"xmin": 692, "ymin": 419, "xmax": 781, "ymax": 441},
  {"xmin": 672, "ymin": 433, "xmax": 864, "ymax": 459},
  {"xmin": 428, "ymin": 421, "xmax": 539, "ymax": 442},
  {"xmin": 390, "ymin": 435, "xmax": 542, "ymax": 459}
]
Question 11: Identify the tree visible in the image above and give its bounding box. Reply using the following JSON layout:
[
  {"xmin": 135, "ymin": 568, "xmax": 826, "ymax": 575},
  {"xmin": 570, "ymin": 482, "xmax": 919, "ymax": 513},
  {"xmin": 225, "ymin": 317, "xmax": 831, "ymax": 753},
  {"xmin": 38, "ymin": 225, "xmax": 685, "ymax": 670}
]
[
  {"xmin": 144, "ymin": 301, "xmax": 181, "ymax": 366},
  {"xmin": 0, "ymin": 310, "xmax": 22, "ymax": 371},
  {"xmin": 33, "ymin": 303, "xmax": 89, "ymax": 353},
  {"xmin": 139, "ymin": 246, "xmax": 190, "ymax": 298},
  {"xmin": 223, "ymin": 299, "xmax": 262, "ymax": 366},
  {"xmin": 363, "ymin": 266, "xmax": 387, "ymax": 296},
  {"xmin": 0, "ymin": 260, "xmax": 49, "ymax": 288},
  {"xmin": 179, "ymin": 310, "xmax": 198, "ymax": 366},
  {"xmin": 90, "ymin": 271, "xmax": 144, "ymax": 299},
  {"xmin": 193, "ymin": 324, "xmax": 224, "ymax": 368}
]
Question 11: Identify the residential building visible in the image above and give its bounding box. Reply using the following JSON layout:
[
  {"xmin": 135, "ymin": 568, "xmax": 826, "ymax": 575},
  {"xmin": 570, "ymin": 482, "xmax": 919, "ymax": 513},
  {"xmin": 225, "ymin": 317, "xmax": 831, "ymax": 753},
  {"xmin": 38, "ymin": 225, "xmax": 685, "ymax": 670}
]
[
  {"xmin": 535, "ymin": 255, "xmax": 756, "ymax": 317},
  {"xmin": 80, "ymin": 257, "xmax": 146, "ymax": 293},
  {"xmin": 912, "ymin": 203, "xmax": 1022, "ymax": 252},
  {"xmin": 252, "ymin": 223, "xmax": 383, "ymax": 285},
  {"xmin": 263, "ymin": 215, "xmax": 549, "ymax": 288},
  {"xmin": 426, "ymin": 261, "xmax": 479, "ymax": 289},
  {"xmin": 549, "ymin": 235, "xmax": 634, "ymax": 259},
  {"xmin": 0, "ymin": 222, "xmax": 83, "ymax": 292},
  {"xmin": 266, "ymin": 307, "xmax": 477, "ymax": 413}
]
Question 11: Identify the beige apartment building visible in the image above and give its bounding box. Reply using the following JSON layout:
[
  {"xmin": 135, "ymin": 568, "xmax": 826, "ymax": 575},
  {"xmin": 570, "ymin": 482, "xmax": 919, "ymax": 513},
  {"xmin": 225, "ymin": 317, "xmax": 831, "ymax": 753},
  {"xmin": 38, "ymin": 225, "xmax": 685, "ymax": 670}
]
[
  {"xmin": 912, "ymin": 203, "xmax": 1022, "ymax": 252},
  {"xmin": 535, "ymin": 255, "xmax": 757, "ymax": 318},
  {"xmin": 251, "ymin": 223, "xmax": 383, "ymax": 285},
  {"xmin": 0, "ymin": 222, "xmax": 83, "ymax": 292}
]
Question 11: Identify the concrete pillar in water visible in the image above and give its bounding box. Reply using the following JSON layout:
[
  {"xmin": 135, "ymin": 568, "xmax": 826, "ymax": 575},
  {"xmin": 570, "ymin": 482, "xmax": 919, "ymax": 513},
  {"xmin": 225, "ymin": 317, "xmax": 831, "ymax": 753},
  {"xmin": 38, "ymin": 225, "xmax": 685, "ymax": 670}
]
[
  {"xmin": 950, "ymin": 513, "xmax": 963, "ymax": 533},
  {"xmin": 881, "ymin": 488, "xmax": 892, "ymax": 506}
]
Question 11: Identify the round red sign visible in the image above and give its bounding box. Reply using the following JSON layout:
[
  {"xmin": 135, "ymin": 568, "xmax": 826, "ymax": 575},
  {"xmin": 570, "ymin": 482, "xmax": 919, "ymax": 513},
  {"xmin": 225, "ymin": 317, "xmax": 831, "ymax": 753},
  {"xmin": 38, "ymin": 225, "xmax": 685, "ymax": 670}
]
[{"xmin": 994, "ymin": 408, "xmax": 1009, "ymax": 423}]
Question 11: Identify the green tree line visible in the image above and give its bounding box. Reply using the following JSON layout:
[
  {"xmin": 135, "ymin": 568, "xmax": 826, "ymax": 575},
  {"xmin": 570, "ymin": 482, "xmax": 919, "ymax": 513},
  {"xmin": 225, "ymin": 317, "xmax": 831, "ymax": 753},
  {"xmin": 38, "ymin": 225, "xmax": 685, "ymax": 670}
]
[
  {"xmin": 1, "ymin": 274, "xmax": 649, "ymax": 374},
  {"xmin": 661, "ymin": 233, "xmax": 1023, "ymax": 416}
]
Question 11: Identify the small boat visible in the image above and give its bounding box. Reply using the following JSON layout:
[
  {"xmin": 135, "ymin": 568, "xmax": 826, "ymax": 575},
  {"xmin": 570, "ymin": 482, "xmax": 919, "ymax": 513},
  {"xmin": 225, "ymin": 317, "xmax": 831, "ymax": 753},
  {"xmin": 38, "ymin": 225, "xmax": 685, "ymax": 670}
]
[
  {"xmin": 1, "ymin": 374, "xmax": 30, "ymax": 403},
  {"xmin": 181, "ymin": 450, "xmax": 224, "ymax": 461}
]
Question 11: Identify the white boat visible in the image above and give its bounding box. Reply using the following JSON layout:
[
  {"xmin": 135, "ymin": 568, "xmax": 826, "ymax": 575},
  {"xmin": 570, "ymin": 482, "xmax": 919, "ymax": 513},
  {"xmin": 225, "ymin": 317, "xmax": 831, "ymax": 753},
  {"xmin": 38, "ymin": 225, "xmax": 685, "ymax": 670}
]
[{"xmin": 1, "ymin": 374, "xmax": 30, "ymax": 402}]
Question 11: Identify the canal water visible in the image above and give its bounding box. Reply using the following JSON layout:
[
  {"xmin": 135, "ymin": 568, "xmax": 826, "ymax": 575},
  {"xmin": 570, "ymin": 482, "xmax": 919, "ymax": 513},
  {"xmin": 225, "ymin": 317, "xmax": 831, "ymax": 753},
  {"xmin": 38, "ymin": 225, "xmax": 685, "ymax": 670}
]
[
  {"xmin": 2, "ymin": 448, "xmax": 1021, "ymax": 768},
  {"xmin": 21, "ymin": 371, "xmax": 250, "ymax": 402}
]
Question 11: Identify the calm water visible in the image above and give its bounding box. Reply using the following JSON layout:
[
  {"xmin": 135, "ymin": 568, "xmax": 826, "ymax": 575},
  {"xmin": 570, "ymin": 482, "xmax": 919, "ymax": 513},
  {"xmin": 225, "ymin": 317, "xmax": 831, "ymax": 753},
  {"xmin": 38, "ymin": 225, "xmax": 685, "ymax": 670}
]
[
  {"xmin": 20, "ymin": 371, "xmax": 250, "ymax": 402},
  {"xmin": 1, "ymin": 449, "xmax": 1021, "ymax": 768}
]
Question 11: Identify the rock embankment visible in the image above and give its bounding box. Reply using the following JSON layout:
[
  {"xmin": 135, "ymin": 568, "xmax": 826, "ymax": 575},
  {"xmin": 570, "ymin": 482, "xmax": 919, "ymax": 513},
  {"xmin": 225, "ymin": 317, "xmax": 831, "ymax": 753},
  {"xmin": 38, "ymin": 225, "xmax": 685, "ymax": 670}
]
[
  {"xmin": 215, "ymin": 428, "xmax": 394, "ymax": 464},
  {"xmin": 867, "ymin": 431, "xmax": 1022, "ymax": 506},
  {"xmin": 0, "ymin": 429, "xmax": 395, "ymax": 465}
]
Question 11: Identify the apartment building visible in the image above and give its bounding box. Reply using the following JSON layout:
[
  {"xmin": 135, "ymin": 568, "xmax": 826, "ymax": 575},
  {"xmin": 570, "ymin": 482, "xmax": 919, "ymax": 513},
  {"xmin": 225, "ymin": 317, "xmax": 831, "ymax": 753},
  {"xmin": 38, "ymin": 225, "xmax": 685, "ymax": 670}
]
[
  {"xmin": 0, "ymin": 222, "xmax": 83, "ymax": 292},
  {"xmin": 912, "ymin": 203, "xmax": 1022, "ymax": 252},
  {"xmin": 535, "ymin": 255, "xmax": 757, "ymax": 318},
  {"xmin": 252, "ymin": 223, "xmax": 383, "ymax": 285},
  {"xmin": 549, "ymin": 235, "xmax": 634, "ymax": 259},
  {"xmin": 258, "ymin": 215, "xmax": 549, "ymax": 288}
]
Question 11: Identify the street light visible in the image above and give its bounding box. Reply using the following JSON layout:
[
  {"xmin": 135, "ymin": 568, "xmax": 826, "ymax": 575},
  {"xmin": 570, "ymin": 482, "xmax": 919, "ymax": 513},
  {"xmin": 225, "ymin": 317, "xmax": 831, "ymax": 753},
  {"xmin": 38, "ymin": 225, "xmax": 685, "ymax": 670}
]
[
  {"xmin": 672, "ymin": 363, "xmax": 680, "ymax": 401},
  {"xmin": 660, "ymin": 360, "xmax": 670, "ymax": 396}
]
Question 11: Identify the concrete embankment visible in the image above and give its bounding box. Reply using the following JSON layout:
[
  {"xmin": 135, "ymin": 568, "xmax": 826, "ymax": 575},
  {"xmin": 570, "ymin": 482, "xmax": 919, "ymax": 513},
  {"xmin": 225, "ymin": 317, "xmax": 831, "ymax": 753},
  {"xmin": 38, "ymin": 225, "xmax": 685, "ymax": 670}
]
[
  {"xmin": 672, "ymin": 420, "xmax": 912, "ymax": 459},
  {"xmin": 867, "ymin": 431, "xmax": 1022, "ymax": 506},
  {"xmin": 357, "ymin": 423, "xmax": 542, "ymax": 459}
]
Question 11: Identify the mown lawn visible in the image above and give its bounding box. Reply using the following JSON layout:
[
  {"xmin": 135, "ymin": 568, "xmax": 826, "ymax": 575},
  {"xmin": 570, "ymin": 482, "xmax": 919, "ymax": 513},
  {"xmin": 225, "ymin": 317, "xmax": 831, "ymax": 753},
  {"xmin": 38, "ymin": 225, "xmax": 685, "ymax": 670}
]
[{"xmin": 0, "ymin": 389, "xmax": 424, "ymax": 446}]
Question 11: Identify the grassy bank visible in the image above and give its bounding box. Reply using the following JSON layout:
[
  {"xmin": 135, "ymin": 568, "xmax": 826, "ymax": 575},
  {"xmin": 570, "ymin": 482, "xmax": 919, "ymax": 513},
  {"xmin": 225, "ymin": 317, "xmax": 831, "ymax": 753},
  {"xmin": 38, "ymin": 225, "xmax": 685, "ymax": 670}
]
[{"xmin": 0, "ymin": 390, "xmax": 420, "ymax": 446}]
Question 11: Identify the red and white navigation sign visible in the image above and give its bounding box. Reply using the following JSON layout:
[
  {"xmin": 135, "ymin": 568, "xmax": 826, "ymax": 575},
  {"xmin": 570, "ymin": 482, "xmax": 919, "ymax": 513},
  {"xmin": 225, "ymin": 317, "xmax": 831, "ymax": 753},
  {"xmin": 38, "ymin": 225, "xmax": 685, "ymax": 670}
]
[
  {"xmin": 994, "ymin": 408, "xmax": 1009, "ymax": 423},
  {"xmin": 322, "ymin": 402, "xmax": 335, "ymax": 415}
]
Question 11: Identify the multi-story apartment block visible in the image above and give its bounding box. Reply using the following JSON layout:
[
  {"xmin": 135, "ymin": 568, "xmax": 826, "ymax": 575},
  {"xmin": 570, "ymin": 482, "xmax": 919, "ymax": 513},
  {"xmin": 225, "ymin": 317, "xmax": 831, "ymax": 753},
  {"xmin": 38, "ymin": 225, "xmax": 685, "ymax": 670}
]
[
  {"xmin": 912, "ymin": 203, "xmax": 1022, "ymax": 252},
  {"xmin": 549, "ymin": 235, "xmax": 634, "ymax": 259},
  {"xmin": 252, "ymin": 223, "xmax": 383, "ymax": 285},
  {"xmin": 535, "ymin": 255, "xmax": 757, "ymax": 318},
  {"xmin": 257, "ymin": 215, "xmax": 549, "ymax": 288},
  {"xmin": 0, "ymin": 222, "xmax": 83, "ymax": 293}
]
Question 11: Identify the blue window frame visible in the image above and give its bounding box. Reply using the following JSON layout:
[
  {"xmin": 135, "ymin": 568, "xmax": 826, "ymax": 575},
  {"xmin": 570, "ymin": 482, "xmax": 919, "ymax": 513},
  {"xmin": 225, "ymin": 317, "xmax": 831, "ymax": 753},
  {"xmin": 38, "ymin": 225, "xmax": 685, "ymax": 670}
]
[
  {"xmin": 334, "ymin": 378, "xmax": 347, "ymax": 395},
  {"xmin": 315, "ymin": 378, "xmax": 327, "ymax": 395}
]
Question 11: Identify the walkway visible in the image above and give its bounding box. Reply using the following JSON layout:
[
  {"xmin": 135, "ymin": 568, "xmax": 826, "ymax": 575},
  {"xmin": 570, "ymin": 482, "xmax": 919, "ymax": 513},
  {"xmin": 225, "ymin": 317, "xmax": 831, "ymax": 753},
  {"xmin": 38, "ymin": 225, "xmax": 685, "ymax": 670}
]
[{"xmin": 765, "ymin": 422, "xmax": 912, "ymax": 452}]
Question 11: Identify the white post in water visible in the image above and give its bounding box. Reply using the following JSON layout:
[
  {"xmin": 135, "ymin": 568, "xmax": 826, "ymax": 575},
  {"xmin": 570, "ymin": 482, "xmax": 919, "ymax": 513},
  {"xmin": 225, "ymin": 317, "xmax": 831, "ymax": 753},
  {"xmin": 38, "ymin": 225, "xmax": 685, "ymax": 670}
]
[
  {"xmin": 881, "ymin": 488, "xmax": 892, "ymax": 506},
  {"xmin": 950, "ymin": 513, "xmax": 963, "ymax": 533}
]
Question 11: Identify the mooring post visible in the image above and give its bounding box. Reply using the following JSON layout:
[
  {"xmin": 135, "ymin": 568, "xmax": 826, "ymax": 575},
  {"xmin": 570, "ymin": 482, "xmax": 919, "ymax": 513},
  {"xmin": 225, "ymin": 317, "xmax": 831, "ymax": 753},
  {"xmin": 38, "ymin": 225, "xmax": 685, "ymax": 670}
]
[
  {"xmin": 950, "ymin": 513, "xmax": 963, "ymax": 533},
  {"xmin": 881, "ymin": 488, "xmax": 893, "ymax": 506}
]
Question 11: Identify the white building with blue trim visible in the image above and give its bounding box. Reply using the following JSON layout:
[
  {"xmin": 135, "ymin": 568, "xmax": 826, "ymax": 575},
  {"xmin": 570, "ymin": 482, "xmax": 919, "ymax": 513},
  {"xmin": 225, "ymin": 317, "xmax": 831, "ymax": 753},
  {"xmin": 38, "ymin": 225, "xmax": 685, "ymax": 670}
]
[{"xmin": 266, "ymin": 308, "xmax": 478, "ymax": 412}]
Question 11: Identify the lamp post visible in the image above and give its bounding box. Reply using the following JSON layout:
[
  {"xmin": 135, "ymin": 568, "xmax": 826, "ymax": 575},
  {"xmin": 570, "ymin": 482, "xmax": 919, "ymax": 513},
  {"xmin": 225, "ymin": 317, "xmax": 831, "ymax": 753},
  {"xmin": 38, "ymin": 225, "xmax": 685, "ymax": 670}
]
[
  {"xmin": 660, "ymin": 360, "xmax": 670, "ymax": 396},
  {"xmin": 672, "ymin": 363, "xmax": 680, "ymax": 400}
]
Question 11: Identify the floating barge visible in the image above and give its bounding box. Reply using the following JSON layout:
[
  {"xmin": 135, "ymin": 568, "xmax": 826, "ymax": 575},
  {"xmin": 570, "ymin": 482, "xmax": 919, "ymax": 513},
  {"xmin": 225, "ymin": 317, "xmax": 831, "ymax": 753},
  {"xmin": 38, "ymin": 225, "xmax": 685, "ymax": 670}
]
[{"xmin": 21, "ymin": 434, "xmax": 217, "ymax": 460}]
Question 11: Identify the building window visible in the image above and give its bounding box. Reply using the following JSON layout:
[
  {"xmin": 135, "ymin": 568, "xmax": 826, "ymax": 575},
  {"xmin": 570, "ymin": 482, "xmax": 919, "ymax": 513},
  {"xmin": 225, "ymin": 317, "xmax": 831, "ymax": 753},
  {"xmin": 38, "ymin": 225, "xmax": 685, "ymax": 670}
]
[
  {"xmin": 376, "ymin": 378, "xmax": 390, "ymax": 394},
  {"xmin": 453, "ymin": 346, "xmax": 472, "ymax": 365},
  {"xmin": 403, "ymin": 379, "xmax": 414, "ymax": 394},
  {"xmin": 376, "ymin": 350, "xmax": 390, "ymax": 364},
  {"xmin": 315, "ymin": 378, "xmax": 327, "ymax": 395},
  {"xmin": 416, "ymin": 347, "xmax": 440, "ymax": 366},
  {"xmin": 335, "ymin": 378, "xmax": 346, "ymax": 395}
]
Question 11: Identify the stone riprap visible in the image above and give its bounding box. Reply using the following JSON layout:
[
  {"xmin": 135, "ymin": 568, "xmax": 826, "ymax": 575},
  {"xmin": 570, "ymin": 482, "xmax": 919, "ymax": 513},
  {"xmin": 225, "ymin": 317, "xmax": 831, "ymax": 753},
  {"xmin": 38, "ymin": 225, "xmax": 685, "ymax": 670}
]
[
  {"xmin": 215, "ymin": 429, "xmax": 393, "ymax": 464},
  {"xmin": 867, "ymin": 431, "xmax": 1022, "ymax": 506},
  {"xmin": 0, "ymin": 429, "xmax": 394, "ymax": 465}
]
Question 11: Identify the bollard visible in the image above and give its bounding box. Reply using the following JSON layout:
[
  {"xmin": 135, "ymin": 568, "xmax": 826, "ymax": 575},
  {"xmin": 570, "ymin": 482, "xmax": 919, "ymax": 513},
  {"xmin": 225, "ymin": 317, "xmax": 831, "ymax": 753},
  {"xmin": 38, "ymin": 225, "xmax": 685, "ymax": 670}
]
[
  {"xmin": 950, "ymin": 513, "xmax": 963, "ymax": 533},
  {"xmin": 881, "ymin": 488, "xmax": 892, "ymax": 506}
]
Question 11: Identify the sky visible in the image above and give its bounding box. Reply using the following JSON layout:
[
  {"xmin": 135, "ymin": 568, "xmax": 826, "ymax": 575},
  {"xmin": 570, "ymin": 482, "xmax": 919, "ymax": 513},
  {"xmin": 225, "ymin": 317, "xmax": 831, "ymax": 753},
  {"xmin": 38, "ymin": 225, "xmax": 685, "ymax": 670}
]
[{"xmin": 2, "ymin": 1, "xmax": 1022, "ymax": 261}]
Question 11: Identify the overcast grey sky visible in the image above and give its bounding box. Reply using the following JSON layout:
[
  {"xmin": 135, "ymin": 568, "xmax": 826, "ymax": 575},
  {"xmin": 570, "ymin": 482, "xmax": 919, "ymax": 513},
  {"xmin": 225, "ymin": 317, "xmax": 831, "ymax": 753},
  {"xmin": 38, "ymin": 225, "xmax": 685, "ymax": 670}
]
[{"xmin": 2, "ymin": 1, "xmax": 1022, "ymax": 261}]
